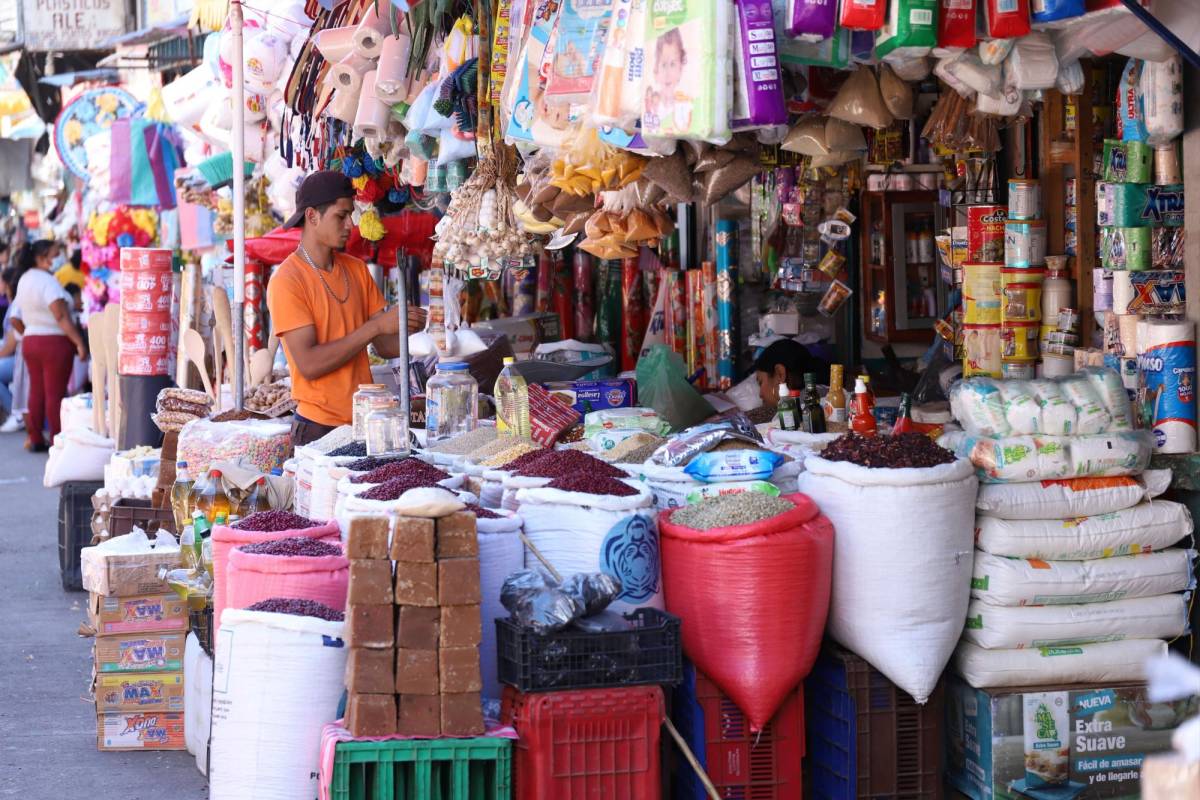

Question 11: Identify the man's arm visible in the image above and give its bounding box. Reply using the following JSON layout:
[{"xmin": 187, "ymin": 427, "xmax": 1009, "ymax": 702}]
[
  {"xmin": 280, "ymin": 317, "xmax": 384, "ymax": 381},
  {"xmin": 369, "ymin": 306, "xmax": 427, "ymax": 359}
]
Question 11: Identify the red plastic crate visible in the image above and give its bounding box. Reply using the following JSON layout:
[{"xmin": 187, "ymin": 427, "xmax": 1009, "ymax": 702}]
[
  {"xmin": 501, "ymin": 685, "xmax": 665, "ymax": 800},
  {"xmin": 673, "ymin": 662, "xmax": 805, "ymax": 800}
]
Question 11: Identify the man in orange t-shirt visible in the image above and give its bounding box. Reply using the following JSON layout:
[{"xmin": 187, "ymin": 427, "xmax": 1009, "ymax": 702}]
[{"xmin": 267, "ymin": 171, "xmax": 424, "ymax": 446}]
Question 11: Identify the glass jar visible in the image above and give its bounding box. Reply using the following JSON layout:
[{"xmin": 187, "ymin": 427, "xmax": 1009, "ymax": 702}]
[
  {"xmin": 352, "ymin": 384, "xmax": 392, "ymax": 441},
  {"xmin": 425, "ymin": 361, "xmax": 478, "ymax": 444},
  {"xmin": 365, "ymin": 400, "xmax": 410, "ymax": 457}
]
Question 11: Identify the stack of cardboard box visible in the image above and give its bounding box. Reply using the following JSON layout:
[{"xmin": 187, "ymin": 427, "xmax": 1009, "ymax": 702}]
[
  {"xmin": 82, "ymin": 535, "xmax": 188, "ymax": 751},
  {"xmin": 342, "ymin": 511, "xmax": 485, "ymax": 737}
]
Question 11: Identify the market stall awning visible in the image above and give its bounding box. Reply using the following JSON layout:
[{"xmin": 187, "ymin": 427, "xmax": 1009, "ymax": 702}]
[
  {"xmin": 38, "ymin": 69, "xmax": 120, "ymax": 88},
  {"xmin": 100, "ymin": 13, "xmax": 193, "ymax": 49}
]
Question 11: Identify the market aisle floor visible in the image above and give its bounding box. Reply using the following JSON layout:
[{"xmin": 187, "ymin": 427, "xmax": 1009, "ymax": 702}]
[{"xmin": 0, "ymin": 435, "xmax": 208, "ymax": 798}]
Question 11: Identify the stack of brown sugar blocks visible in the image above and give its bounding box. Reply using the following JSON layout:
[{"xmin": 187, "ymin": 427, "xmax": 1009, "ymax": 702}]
[{"xmin": 342, "ymin": 510, "xmax": 485, "ymax": 737}]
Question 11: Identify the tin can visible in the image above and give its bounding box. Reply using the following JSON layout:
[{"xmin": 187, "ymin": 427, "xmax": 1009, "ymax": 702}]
[
  {"xmin": 963, "ymin": 262, "xmax": 1002, "ymax": 324},
  {"xmin": 963, "ymin": 323, "xmax": 1002, "ymax": 378},
  {"xmin": 1048, "ymin": 330, "xmax": 1080, "ymax": 346},
  {"xmin": 1155, "ymin": 142, "xmax": 1182, "ymax": 185},
  {"xmin": 1008, "ymin": 179, "xmax": 1041, "ymax": 220},
  {"xmin": 1004, "ymin": 220, "xmax": 1047, "ymax": 267},
  {"xmin": 1064, "ymin": 205, "xmax": 1077, "ymax": 232},
  {"xmin": 1002, "ymin": 283, "xmax": 1043, "ymax": 324},
  {"xmin": 1001, "ymin": 266, "xmax": 1045, "ymax": 287},
  {"xmin": 1065, "ymin": 178, "xmax": 1077, "ymax": 207},
  {"xmin": 1000, "ymin": 359, "xmax": 1037, "ymax": 380},
  {"xmin": 1001, "ymin": 322, "xmax": 1040, "ymax": 360},
  {"xmin": 1041, "ymin": 352, "xmax": 1075, "ymax": 378},
  {"xmin": 967, "ymin": 205, "xmax": 1007, "ymax": 263},
  {"xmin": 1065, "ymin": 229, "xmax": 1078, "ymax": 256}
]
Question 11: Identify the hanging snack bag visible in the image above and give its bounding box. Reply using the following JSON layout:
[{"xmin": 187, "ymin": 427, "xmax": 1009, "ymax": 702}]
[
  {"xmin": 982, "ymin": 0, "xmax": 1030, "ymax": 39},
  {"xmin": 733, "ymin": 0, "xmax": 788, "ymax": 130},
  {"xmin": 937, "ymin": 0, "xmax": 976, "ymax": 50},
  {"xmin": 875, "ymin": 0, "xmax": 938, "ymax": 62},
  {"xmin": 643, "ymin": 0, "xmax": 732, "ymax": 142},
  {"xmin": 839, "ymin": 0, "xmax": 888, "ymax": 31},
  {"xmin": 787, "ymin": 0, "xmax": 838, "ymax": 40}
]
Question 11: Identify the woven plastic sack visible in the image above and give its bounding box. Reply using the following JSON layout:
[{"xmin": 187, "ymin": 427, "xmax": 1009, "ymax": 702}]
[
  {"xmin": 955, "ymin": 639, "xmax": 1166, "ymax": 688},
  {"xmin": 211, "ymin": 519, "xmax": 341, "ymax": 637},
  {"xmin": 970, "ymin": 549, "xmax": 1196, "ymax": 607},
  {"xmin": 659, "ymin": 492, "xmax": 833, "ymax": 731},
  {"xmin": 477, "ymin": 511, "xmax": 525, "ymax": 700},
  {"xmin": 224, "ymin": 546, "xmax": 349, "ymax": 617},
  {"xmin": 962, "ymin": 593, "xmax": 1189, "ymax": 649},
  {"xmin": 210, "ymin": 609, "xmax": 346, "ymax": 800},
  {"xmin": 798, "ymin": 455, "xmax": 977, "ymax": 704}
]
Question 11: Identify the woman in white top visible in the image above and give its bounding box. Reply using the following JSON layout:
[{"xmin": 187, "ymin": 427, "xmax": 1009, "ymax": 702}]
[{"xmin": 11, "ymin": 240, "xmax": 86, "ymax": 452}]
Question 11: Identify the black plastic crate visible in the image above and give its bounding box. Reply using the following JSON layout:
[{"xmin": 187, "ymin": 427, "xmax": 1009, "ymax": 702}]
[
  {"xmin": 109, "ymin": 498, "xmax": 176, "ymax": 538},
  {"xmin": 57, "ymin": 480, "xmax": 104, "ymax": 591},
  {"xmin": 496, "ymin": 607, "xmax": 682, "ymax": 692}
]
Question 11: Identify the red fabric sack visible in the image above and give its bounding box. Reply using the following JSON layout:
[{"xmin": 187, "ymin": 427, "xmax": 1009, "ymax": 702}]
[
  {"xmin": 225, "ymin": 547, "xmax": 349, "ymax": 617},
  {"xmin": 659, "ymin": 493, "xmax": 833, "ymax": 732},
  {"xmin": 939, "ymin": 0, "xmax": 977, "ymax": 48},
  {"xmin": 212, "ymin": 520, "xmax": 342, "ymax": 636},
  {"xmin": 984, "ymin": 0, "xmax": 1031, "ymax": 38},
  {"xmin": 839, "ymin": 0, "xmax": 887, "ymax": 31}
]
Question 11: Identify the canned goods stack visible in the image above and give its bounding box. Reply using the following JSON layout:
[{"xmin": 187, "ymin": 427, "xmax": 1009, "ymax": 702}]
[
  {"xmin": 999, "ymin": 181, "xmax": 1045, "ymax": 379},
  {"xmin": 962, "ymin": 205, "xmax": 1008, "ymax": 378}
]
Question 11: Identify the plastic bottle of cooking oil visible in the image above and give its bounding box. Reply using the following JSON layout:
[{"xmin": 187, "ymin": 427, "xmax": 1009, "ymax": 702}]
[
  {"xmin": 494, "ymin": 357, "xmax": 531, "ymax": 439},
  {"xmin": 171, "ymin": 461, "xmax": 194, "ymax": 532}
]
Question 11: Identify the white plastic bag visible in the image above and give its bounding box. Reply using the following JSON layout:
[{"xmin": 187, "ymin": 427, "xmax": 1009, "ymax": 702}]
[
  {"xmin": 516, "ymin": 480, "xmax": 662, "ymax": 613},
  {"xmin": 477, "ymin": 511, "xmax": 525, "ymax": 700},
  {"xmin": 954, "ymin": 639, "xmax": 1166, "ymax": 688},
  {"xmin": 184, "ymin": 632, "xmax": 214, "ymax": 774},
  {"xmin": 1004, "ymin": 32, "xmax": 1059, "ymax": 91},
  {"xmin": 971, "ymin": 549, "xmax": 1196, "ymax": 607},
  {"xmin": 975, "ymin": 470, "xmax": 1171, "ymax": 519},
  {"xmin": 974, "ymin": 500, "xmax": 1193, "ymax": 560},
  {"xmin": 44, "ymin": 429, "xmax": 114, "ymax": 487},
  {"xmin": 210, "ymin": 609, "xmax": 346, "ymax": 800},
  {"xmin": 962, "ymin": 593, "xmax": 1188, "ymax": 649},
  {"xmin": 798, "ymin": 455, "xmax": 978, "ymax": 703}
]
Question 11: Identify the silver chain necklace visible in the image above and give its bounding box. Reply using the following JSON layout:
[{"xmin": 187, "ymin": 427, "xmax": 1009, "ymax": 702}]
[{"xmin": 297, "ymin": 244, "xmax": 350, "ymax": 304}]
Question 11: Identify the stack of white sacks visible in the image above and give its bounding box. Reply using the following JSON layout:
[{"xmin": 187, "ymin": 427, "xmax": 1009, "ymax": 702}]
[{"xmin": 945, "ymin": 369, "xmax": 1195, "ymax": 688}]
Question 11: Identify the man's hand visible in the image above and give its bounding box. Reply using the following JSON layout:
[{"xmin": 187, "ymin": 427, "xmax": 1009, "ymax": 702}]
[
  {"xmin": 371, "ymin": 305, "xmax": 428, "ymax": 337},
  {"xmin": 408, "ymin": 306, "xmax": 427, "ymax": 334}
]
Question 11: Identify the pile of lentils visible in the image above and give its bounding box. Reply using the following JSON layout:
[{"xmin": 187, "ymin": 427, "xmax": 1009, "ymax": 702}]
[
  {"xmin": 672, "ymin": 493, "xmax": 795, "ymax": 531},
  {"xmin": 238, "ymin": 537, "xmax": 342, "ymax": 557},
  {"xmin": 514, "ymin": 449, "xmax": 627, "ymax": 480},
  {"xmin": 359, "ymin": 475, "xmax": 442, "ymax": 501},
  {"xmin": 327, "ymin": 441, "xmax": 369, "ymax": 458},
  {"xmin": 246, "ymin": 597, "xmax": 344, "ymax": 621},
  {"xmin": 233, "ymin": 510, "xmax": 321, "ymax": 531},
  {"xmin": 821, "ymin": 432, "xmax": 956, "ymax": 469},
  {"xmin": 547, "ymin": 475, "xmax": 639, "ymax": 496},
  {"xmin": 428, "ymin": 426, "xmax": 498, "ymax": 455},
  {"xmin": 351, "ymin": 458, "xmax": 450, "ymax": 485}
]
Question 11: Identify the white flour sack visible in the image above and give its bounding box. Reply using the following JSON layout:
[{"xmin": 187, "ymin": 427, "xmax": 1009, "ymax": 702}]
[
  {"xmin": 961, "ymin": 594, "xmax": 1189, "ymax": 650},
  {"xmin": 954, "ymin": 639, "xmax": 1167, "ymax": 689},
  {"xmin": 975, "ymin": 470, "xmax": 1171, "ymax": 520},
  {"xmin": 476, "ymin": 512, "xmax": 525, "ymax": 701},
  {"xmin": 971, "ymin": 549, "xmax": 1197, "ymax": 606},
  {"xmin": 798, "ymin": 455, "xmax": 978, "ymax": 704},
  {"xmin": 210, "ymin": 609, "xmax": 346, "ymax": 800},
  {"xmin": 974, "ymin": 500, "xmax": 1193, "ymax": 560},
  {"xmin": 516, "ymin": 481, "xmax": 663, "ymax": 614}
]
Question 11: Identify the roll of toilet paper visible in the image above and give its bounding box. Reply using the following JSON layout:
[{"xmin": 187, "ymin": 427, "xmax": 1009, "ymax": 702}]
[
  {"xmin": 1137, "ymin": 318, "xmax": 1197, "ymax": 453},
  {"xmin": 327, "ymin": 53, "xmax": 370, "ymax": 93},
  {"xmin": 1112, "ymin": 269, "xmax": 1135, "ymax": 314},
  {"xmin": 375, "ymin": 33, "xmax": 412, "ymax": 103},
  {"xmin": 1118, "ymin": 314, "xmax": 1139, "ymax": 356},
  {"xmin": 354, "ymin": 71, "xmax": 390, "ymax": 139},
  {"xmin": 326, "ymin": 87, "xmax": 359, "ymax": 123},
  {"xmin": 353, "ymin": 3, "xmax": 391, "ymax": 59},
  {"xmin": 315, "ymin": 26, "xmax": 357, "ymax": 61}
]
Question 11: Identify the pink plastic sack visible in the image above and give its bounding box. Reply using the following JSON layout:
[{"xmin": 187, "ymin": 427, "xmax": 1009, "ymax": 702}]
[
  {"xmin": 225, "ymin": 547, "xmax": 349, "ymax": 619},
  {"xmin": 938, "ymin": 0, "xmax": 976, "ymax": 49},
  {"xmin": 983, "ymin": 0, "xmax": 1031, "ymax": 38},
  {"xmin": 659, "ymin": 493, "xmax": 833, "ymax": 732},
  {"xmin": 212, "ymin": 520, "xmax": 341, "ymax": 635},
  {"xmin": 839, "ymin": 0, "xmax": 887, "ymax": 31}
]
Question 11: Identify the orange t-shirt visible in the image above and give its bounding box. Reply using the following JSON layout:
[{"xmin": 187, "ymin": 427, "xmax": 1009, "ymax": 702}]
[{"xmin": 267, "ymin": 251, "xmax": 386, "ymax": 426}]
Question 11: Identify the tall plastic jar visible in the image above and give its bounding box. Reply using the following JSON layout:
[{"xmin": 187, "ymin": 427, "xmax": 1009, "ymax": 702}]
[
  {"xmin": 425, "ymin": 361, "xmax": 478, "ymax": 445},
  {"xmin": 1042, "ymin": 271, "xmax": 1074, "ymax": 323},
  {"xmin": 352, "ymin": 384, "xmax": 392, "ymax": 441}
]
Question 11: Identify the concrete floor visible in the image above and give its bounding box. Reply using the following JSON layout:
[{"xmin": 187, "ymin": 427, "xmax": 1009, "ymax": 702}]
[{"xmin": 0, "ymin": 434, "xmax": 208, "ymax": 798}]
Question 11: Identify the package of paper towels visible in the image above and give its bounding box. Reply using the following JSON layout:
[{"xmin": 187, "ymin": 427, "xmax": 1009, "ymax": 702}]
[{"xmin": 1138, "ymin": 318, "xmax": 1197, "ymax": 453}]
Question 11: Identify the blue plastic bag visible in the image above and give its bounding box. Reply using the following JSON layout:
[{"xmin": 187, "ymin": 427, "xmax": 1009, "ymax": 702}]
[{"xmin": 684, "ymin": 449, "xmax": 783, "ymax": 482}]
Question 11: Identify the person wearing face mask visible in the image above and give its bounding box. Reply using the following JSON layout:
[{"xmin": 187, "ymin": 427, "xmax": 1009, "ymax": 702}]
[{"xmin": 11, "ymin": 239, "xmax": 87, "ymax": 452}]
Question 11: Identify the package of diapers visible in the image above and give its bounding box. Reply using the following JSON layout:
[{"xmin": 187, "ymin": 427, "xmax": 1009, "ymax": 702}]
[
  {"xmin": 874, "ymin": 0, "xmax": 937, "ymax": 62},
  {"xmin": 643, "ymin": 0, "xmax": 731, "ymax": 142},
  {"xmin": 592, "ymin": 0, "xmax": 645, "ymax": 131},
  {"xmin": 732, "ymin": 0, "xmax": 787, "ymax": 130},
  {"xmin": 786, "ymin": 0, "xmax": 838, "ymax": 40},
  {"xmin": 545, "ymin": 0, "xmax": 615, "ymax": 102},
  {"xmin": 505, "ymin": 0, "xmax": 559, "ymax": 144}
]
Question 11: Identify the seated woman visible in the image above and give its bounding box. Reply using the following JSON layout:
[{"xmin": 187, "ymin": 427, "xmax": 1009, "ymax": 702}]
[{"xmin": 752, "ymin": 339, "xmax": 830, "ymax": 409}]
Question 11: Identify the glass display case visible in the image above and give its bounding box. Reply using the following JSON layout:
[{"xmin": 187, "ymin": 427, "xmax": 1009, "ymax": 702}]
[{"xmin": 860, "ymin": 190, "xmax": 945, "ymax": 345}]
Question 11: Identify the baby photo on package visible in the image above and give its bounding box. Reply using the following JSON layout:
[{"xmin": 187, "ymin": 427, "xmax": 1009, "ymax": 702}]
[{"xmin": 642, "ymin": 0, "xmax": 730, "ymax": 142}]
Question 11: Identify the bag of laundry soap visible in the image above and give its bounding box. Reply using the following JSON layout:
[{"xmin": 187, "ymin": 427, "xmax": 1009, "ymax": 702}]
[
  {"xmin": 982, "ymin": 0, "xmax": 1030, "ymax": 39},
  {"xmin": 875, "ymin": 0, "xmax": 938, "ymax": 62},
  {"xmin": 839, "ymin": 0, "xmax": 887, "ymax": 31},
  {"xmin": 937, "ymin": 0, "xmax": 975, "ymax": 50}
]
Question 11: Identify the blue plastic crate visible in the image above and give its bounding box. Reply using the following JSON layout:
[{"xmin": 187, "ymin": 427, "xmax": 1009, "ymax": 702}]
[{"xmin": 805, "ymin": 645, "xmax": 943, "ymax": 800}]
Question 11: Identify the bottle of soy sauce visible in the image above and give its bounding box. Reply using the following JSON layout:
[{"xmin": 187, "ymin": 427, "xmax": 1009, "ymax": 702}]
[{"xmin": 801, "ymin": 372, "xmax": 826, "ymax": 434}]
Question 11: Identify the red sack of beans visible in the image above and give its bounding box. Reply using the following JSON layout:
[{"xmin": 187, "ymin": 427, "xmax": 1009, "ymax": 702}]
[
  {"xmin": 838, "ymin": 0, "xmax": 887, "ymax": 31},
  {"xmin": 212, "ymin": 518, "xmax": 341, "ymax": 638},
  {"xmin": 983, "ymin": 0, "xmax": 1031, "ymax": 39},
  {"xmin": 226, "ymin": 543, "xmax": 349, "ymax": 619},
  {"xmin": 938, "ymin": 0, "xmax": 976, "ymax": 49},
  {"xmin": 659, "ymin": 493, "xmax": 834, "ymax": 732}
]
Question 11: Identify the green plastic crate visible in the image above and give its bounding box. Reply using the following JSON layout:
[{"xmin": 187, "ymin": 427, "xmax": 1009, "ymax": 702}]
[{"xmin": 330, "ymin": 737, "xmax": 511, "ymax": 800}]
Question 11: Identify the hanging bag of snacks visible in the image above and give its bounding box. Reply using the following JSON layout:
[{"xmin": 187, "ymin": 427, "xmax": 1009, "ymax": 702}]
[{"xmin": 797, "ymin": 438, "xmax": 978, "ymax": 704}]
